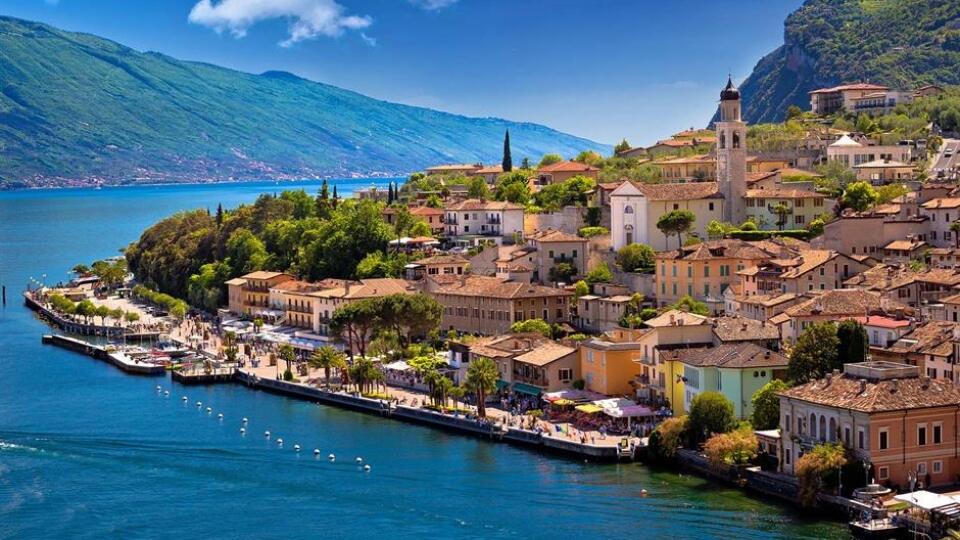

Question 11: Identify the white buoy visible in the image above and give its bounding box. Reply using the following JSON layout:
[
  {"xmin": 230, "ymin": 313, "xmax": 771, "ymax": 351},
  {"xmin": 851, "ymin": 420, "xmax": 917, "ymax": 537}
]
[
  {"xmin": 328, "ymin": 454, "xmax": 335, "ymax": 461},
  {"xmin": 217, "ymin": 413, "xmax": 223, "ymax": 419},
  {"xmin": 313, "ymin": 448, "xmax": 320, "ymax": 456},
  {"xmin": 155, "ymin": 385, "xmax": 161, "ymax": 391},
  {"xmin": 355, "ymin": 457, "xmax": 363, "ymax": 464},
  {"xmin": 242, "ymin": 417, "xmax": 248, "ymax": 424},
  {"xmin": 182, "ymin": 396, "xmax": 188, "ymax": 401},
  {"xmin": 206, "ymin": 407, "xmax": 212, "ymax": 413},
  {"xmin": 293, "ymin": 444, "xmax": 301, "ymax": 452},
  {"xmin": 240, "ymin": 428, "xmax": 246, "ymax": 434},
  {"xmin": 264, "ymin": 431, "xmax": 271, "ymax": 438},
  {"xmin": 363, "ymin": 464, "xmax": 371, "ymax": 472},
  {"xmin": 164, "ymin": 391, "xmax": 169, "ymax": 397},
  {"xmin": 196, "ymin": 401, "xmax": 202, "ymax": 407},
  {"xmin": 276, "ymin": 438, "xmax": 284, "ymax": 446}
]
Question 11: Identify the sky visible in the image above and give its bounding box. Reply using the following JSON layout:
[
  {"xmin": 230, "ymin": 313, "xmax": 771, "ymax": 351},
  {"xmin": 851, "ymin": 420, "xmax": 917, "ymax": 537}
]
[{"xmin": 1, "ymin": 0, "xmax": 801, "ymax": 145}]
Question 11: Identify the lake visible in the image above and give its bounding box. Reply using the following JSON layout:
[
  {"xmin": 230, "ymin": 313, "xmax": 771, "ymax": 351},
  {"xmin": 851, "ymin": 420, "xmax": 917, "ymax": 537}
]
[{"xmin": 0, "ymin": 180, "xmax": 846, "ymax": 539}]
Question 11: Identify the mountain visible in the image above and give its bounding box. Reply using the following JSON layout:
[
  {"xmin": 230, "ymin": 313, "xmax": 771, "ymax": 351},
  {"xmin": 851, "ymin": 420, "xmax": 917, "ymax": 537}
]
[
  {"xmin": 0, "ymin": 16, "xmax": 607, "ymax": 188},
  {"xmin": 735, "ymin": 0, "xmax": 960, "ymax": 124}
]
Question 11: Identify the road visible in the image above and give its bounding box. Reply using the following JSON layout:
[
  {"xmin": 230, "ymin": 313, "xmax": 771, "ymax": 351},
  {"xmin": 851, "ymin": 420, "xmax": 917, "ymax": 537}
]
[{"xmin": 932, "ymin": 138, "xmax": 960, "ymax": 180}]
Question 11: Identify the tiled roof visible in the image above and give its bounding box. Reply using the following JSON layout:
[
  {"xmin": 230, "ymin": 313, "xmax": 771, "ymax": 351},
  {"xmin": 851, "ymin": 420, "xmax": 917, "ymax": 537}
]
[
  {"xmin": 843, "ymin": 265, "xmax": 960, "ymax": 292},
  {"xmin": 777, "ymin": 250, "xmax": 840, "ymax": 279},
  {"xmin": 224, "ymin": 278, "xmax": 247, "ymax": 286},
  {"xmin": 270, "ymin": 280, "xmax": 321, "ymax": 293},
  {"xmin": 428, "ymin": 275, "xmax": 572, "ymax": 299},
  {"xmin": 809, "ymin": 83, "xmax": 889, "ymax": 94},
  {"xmin": 474, "ymin": 165, "xmax": 503, "ymax": 174},
  {"xmin": 242, "ymin": 271, "xmax": 291, "ymax": 280},
  {"xmin": 654, "ymin": 154, "xmax": 714, "ymax": 164},
  {"xmin": 656, "ymin": 239, "xmax": 777, "ymax": 262},
  {"xmin": 527, "ymin": 228, "xmax": 585, "ymax": 243},
  {"xmin": 779, "ymin": 371, "xmax": 960, "ymax": 413},
  {"xmin": 737, "ymin": 292, "xmax": 802, "ymax": 307},
  {"xmin": 883, "ymin": 239, "xmax": 927, "ymax": 251},
  {"xmin": 744, "ymin": 188, "xmax": 824, "ymax": 199},
  {"xmin": 537, "ymin": 160, "xmax": 599, "ymax": 173},
  {"xmin": 445, "ymin": 199, "xmax": 523, "ymax": 211},
  {"xmin": 854, "ymin": 159, "xmax": 912, "ymax": 169},
  {"xmin": 673, "ymin": 343, "xmax": 788, "ymax": 369},
  {"xmin": 784, "ymin": 289, "xmax": 909, "ymax": 318},
  {"xmin": 848, "ymin": 315, "xmax": 912, "ymax": 330},
  {"xmin": 746, "ymin": 171, "xmax": 778, "ymax": 184},
  {"xmin": 644, "ymin": 309, "xmax": 710, "ymax": 328},
  {"xmin": 628, "ymin": 181, "xmax": 722, "ymax": 201},
  {"xmin": 311, "ymin": 278, "xmax": 414, "ymax": 300},
  {"xmin": 922, "ymin": 198, "xmax": 960, "ymax": 210},
  {"xmin": 414, "ymin": 254, "xmax": 469, "ymax": 266},
  {"xmin": 514, "ymin": 341, "xmax": 577, "ymax": 367},
  {"xmin": 887, "ymin": 321, "xmax": 960, "ymax": 355},
  {"xmin": 712, "ymin": 316, "xmax": 780, "ymax": 342},
  {"xmin": 776, "ymin": 168, "xmax": 823, "ymax": 178}
]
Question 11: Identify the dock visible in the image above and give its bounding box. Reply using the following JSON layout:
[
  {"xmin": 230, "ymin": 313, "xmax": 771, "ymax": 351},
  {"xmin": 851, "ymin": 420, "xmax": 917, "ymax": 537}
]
[
  {"xmin": 42, "ymin": 334, "xmax": 165, "ymax": 375},
  {"xmin": 171, "ymin": 366, "xmax": 237, "ymax": 385}
]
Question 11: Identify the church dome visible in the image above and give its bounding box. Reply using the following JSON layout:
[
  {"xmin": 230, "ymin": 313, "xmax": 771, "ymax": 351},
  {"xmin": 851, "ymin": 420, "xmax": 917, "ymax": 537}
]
[{"xmin": 720, "ymin": 77, "xmax": 740, "ymax": 101}]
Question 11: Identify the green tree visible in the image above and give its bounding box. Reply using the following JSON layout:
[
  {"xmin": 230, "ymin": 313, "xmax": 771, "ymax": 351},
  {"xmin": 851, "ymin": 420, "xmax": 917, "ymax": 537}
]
[
  {"xmin": 494, "ymin": 171, "xmax": 533, "ymax": 204},
  {"xmin": 648, "ymin": 416, "xmax": 688, "ymax": 462},
  {"xmin": 875, "ymin": 183, "xmax": 909, "ymax": 205},
  {"xmin": 687, "ymin": 391, "xmax": 735, "ymax": 446},
  {"xmin": 785, "ymin": 104, "xmax": 803, "ymax": 121},
  {"xmin": 376, "ymin": 294, "xmax": 443, "ymax": 349},
  {"xmin": 226, "ymin": 228, "xmax": 269, "ymax": 276},
  {"xmin": 278, "ymin": 343, "xmax": 297, "ymax": 378},
  {"xmin": 308, "ymin": 345, "xmax": 348, "ymax": 388},
  {"xmin": 613, "ymin": 138, "xmax": 631, "ymax": 155},
  {"xmin": 464, "ymin": 357, "xmax": 499, "ymax": 418},
  {"xmin": 467, "ymin": 176, "xmax": 491, "ymax": 199},
  {"xmin": 409, "ymin": 220, "xmax": 432, "ymax": 238},
  {"xmin": 573, "ymin": 279, "xmax": 589, "ymax": 298},
  {"xmin": 537, "ymin": 153, "xmax": 563, "ymax": 168},
  {"xmin": 772, "ymin": 202, "xmax": 791, "ymax": 231},
  {"xmin": 837, "ymin": 319, "xmax": 868, "ymax": 363},
  {"xmin": 585, "ymin": 262, "xmax": 613, "ymax": 284},
  {"xmin": 502, "ymin": 129, "xmax": 512, "ymax": 172},
  {"xmin": 656, "ymin": 210, "xmax": 696, "ymax": 249},
  {"xmin": 95, "ymin": 304, "xmax": 111, "ymax": 325},
  {"xmin": 510, "ymin": 318, "xmax": 552, "ymax": 338},
  {"xmin": 574, "ymin": 150, "xmax": 602, "ymax": 166},
  {"xmin": 842, "ymin": 181, "xmax": 879, "ymax": 212},
  {"xmin": 615, "ymin": 243, "xmax": 655, "ymax": 273},
  {"xmin": 223, "ymin": 331, "xmax": 239, "ymax": 363},
  {"xmin": 750, "ymin": 379, "xmax": 790, "ymax": 430},
  {"xmin": 330, "ymin": 299, "xmax": 380, "ymax": 359},
  {"xmin": 668, "ymin": 295, "xmax": 709, "ymax": 316},
  {"xmin": 548, "ymin": 262, "xmax": 577, "ymax": 283},
  {"xmin": 124, "ymin": 311, "xmax": 140, "ymax": 324},
  {"xmin": 425, "ymin": 194, "xmax": 443, "ymax": 208},
  {"xmin": 71, "ymin": 264, "xmax": 91, "ymax": 276},
  {"xmin": 788, "ymin": 322, "xmax": 840, "ymax": 383},
  {"xmin": 796, "ymin": 443, "xmax": 847, "ymax": 508}
]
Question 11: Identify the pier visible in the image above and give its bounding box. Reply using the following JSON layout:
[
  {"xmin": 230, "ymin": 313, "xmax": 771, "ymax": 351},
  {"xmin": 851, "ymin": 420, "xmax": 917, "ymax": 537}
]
[{"xmin": 42, "ymin": 334, "xmax": 165, "ymax": 375}]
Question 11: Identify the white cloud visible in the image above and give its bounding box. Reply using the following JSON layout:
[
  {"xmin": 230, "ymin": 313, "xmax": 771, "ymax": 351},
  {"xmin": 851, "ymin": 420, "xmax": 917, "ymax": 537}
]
[
  {"xmin": 407, "ymin": 0, "xmax": 459, "ymax": 11},
  {"xmin": 188, "ymin": 0, "xmax": 372, "ymax": 47}
]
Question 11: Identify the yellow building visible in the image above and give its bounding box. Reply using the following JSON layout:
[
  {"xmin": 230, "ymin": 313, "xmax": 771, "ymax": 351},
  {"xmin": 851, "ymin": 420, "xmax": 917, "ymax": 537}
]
[
  {"xmin": 653, "ymin": 154, "xmax": 716, "ymax": 181},
  {"xmin": 226, "ymin": 271, "xmax": 295, "ymax": 316},
  {"xmin": 744, "ymin": 188, "xmax": 830, "ymax": 230},
  {"xmin": 655, "ymin": 239, "xmax": 784, "ymax": 313}
]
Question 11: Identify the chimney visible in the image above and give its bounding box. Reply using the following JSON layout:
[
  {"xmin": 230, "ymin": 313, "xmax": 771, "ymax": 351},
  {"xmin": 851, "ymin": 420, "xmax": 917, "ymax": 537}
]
[
  {"xmin": 859, "ymin": 379, "xmax": 868, "ymax": 394},
  {"xmin": 669, "ymin": 313, "xmax": 676, "ymax": 325},
  {"xmin": 890, "ymin": 379, "xmax": 899, "ymax": 392},
  {"xmin": 921, "ymin": 376, "xmax": 931, "ymax": 389},
  {"xmin": 344, "ymin": 281, "xmax": 351, "ymax": 296}
]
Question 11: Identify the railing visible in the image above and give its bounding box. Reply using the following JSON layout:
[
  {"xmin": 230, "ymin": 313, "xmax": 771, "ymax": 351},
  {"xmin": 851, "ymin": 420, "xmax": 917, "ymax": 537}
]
[{"xmin": 286, "ymin": 304, "xmax": 313, "ymax": 314}]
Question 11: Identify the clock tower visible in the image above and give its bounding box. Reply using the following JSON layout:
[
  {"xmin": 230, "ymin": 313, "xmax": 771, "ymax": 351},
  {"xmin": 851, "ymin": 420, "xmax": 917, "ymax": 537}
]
[{"xmin": 716, "ymin": 77, "xmax": 747, "ymax": 225}]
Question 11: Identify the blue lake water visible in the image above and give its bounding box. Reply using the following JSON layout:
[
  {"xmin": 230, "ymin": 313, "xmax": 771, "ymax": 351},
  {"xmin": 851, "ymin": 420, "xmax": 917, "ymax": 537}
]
[{"xmin": 0, "ymin": 180, "xmax": 846, "ymax": 539}]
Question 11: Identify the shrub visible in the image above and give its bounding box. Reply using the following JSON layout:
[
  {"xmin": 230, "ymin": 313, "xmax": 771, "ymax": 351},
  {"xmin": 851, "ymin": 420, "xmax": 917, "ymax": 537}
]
[
  {"xmin": 704, "ymin": 426, "xmax": 758, "ymax": 469},
  {"xmin": 728, "ymin": 229, "xmax": 812, "ymax": 241},
  {"xmin": 687, "ymin": 392, "xmax": 735, "ymax": 446},
  {"xmin": 579, "ymin": 226, "xmax": 608, "ymax": 238},
  {"xmin": 648, "ymin": 416, "xmax": 688, "ymax": 462}
]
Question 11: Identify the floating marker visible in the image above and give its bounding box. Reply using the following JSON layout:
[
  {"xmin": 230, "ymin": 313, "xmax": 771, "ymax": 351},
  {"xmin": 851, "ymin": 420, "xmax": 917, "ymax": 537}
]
[
  {"xmin": 182, "ymin": 396, "xmax": 188, "ymax": 401},
  {"xmin": 196, "ymin": 401, "xmax": 202, "ymax": 407},
  {"xmin": 293, "ymin": 444, "xmax": 301, "ymax": 452},
  {"xmin": 355, "ymin": 457, "xmax": 363, "ymax": 464},
  {"xmin": 276, "ymin": 438, "xmax": 284, "ymax": 446},
  {"xmin": 328, "ymin": 454, "xmax": 335, "ymax": 461},
  {"xmin": 240, "ymin": 428, "xmax": 246, "ymax": 434},
  {"xmin": 265, "ymin": 431, "xmax": 271, "ymax": 438},
  {"xmin": 363, "ymin": 464, "xmax": 371, "ymax": 472},
  {"xmin": 242, "ymin": 417, "xmax": 248, "ymax": 424},
  {"xmin": 155, "ymin": 385, "xmax": 161, "ymax": 391},
  {"xmin": 217, "ymin": 413, "xmax": 223, "ymax": 419},
  {"xmin": 313, "ymin": 448, "xmax": 320, "ymax": 456},
  {"xmin": 164, "ymin": 391, "xmax": 169, "ymax": 397}
]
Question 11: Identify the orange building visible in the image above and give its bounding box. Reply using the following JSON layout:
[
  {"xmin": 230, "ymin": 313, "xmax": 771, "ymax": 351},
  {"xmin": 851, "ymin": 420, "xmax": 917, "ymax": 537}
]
[{"xmin": 779, "ymin": 361, "xmax": 960, "ymax": 489}]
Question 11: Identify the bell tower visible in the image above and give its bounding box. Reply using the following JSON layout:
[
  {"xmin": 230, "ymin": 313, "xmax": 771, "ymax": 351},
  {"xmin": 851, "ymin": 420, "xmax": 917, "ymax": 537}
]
[{"xmin": 716, "ymin": 77, "xmax": 747, "ymax": 225}]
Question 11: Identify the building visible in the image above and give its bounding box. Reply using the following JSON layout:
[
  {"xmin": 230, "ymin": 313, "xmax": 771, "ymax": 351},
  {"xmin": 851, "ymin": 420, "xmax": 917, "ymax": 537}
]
[
  {"xmin": 731, "ymin": 292, "xmax": 804, "ymax": 322},
  {"xmin": 779, "ymin": 361, "xmax": 960, "ymax": 489},
  {"xmin": 444, "ymin": 199, "xmax": 524, "ymax": 244},
  {"xmin": 742, "ymin": 249, "xmax": 872, "ymax": 296},
  {"xmin": 575, "ymin": 294, "xmax": 633, "ymax": 333},
  {"xmin": 382, "ymin": 205, "xmax": 445, "ymax": 235},
  {"xmin": 716, "ymin": 77, "xmax": 748, "ymax": 225},
  {"xmin": 610, "ymin": 181, "xmax": 725, "ymax": 251},
  {"xmin": 655, "ymin": 239, "xmax": 780, "ymax": 313},
  {"xmin": 525, "ymin": 228, "xmax": 589, "ymax": 281},
  {"xmin": 881, "ymin": 239, "xmax": 928, "ymax": 264},
  {"xmin": 226, "ymin": 271, "xmax": 295, "ymax": 317},
  {"xmin": 404, "ymin": 254, "xmax": 469, "ymax": 280},
  {"xmin": 776, "ymin": 289, "xmax": 909, "ymax": 343},
  {"xmin": 467, "ymin": 334, "xmax": 579, "ymax": 394},
  {"xmin": 422, "ymin": 275, "xmax": 572, "ymax": 335},
  {"xmin": 849, "ymin": 90, "xmax": 915, "ymax": 115},
  {"xmin": 808, "ymin": 83, "xmax": 891, "ymax": 115},
  {"xmin": 743, "ymin": 188, "xmax": 829, "ymax": 230},
  {"xmin": 816, "ymin": 212, "xmax": 930, "ymax": 257},
  {"xmin": 853, "ymin": 159, "xmax": 914, "ymax": 184},
  {"xmin": 535, "ymin": 160, "xmax": 599, "ymax": 187},
  {"xmin": 473, "ymin": 164, "xmax": 503, "ymax": 184},
  {"xmin": 711, "ymin": 315, "xmax": 781, "ymax": 350},
  {"xmin": 653, "ymin": 154, "xmax": 716, "ymax": 182},
  {"xmin": 825, "ymin": 134, "xmax": 913, "ymax": 168},
  {"xmin": 920, "ymin": 198, "xmax": 960, "ymax": 248},
  {"xmin": 311, "ymin": 278, "xmax": 416, "ymax": 336},
  {"xmin": 425, "ymin": 164, "xmax": 482, "ymax": 176},
  {"xmin": 667, "ymin": 343, "xmax": 788, "ymax": 419},
  {"xmin": 842, "ymin": 265, "xmax": 960, "ymax": 307}
]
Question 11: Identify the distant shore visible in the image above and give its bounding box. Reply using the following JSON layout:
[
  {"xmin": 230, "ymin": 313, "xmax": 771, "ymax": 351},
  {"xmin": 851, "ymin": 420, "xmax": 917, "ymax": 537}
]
[{"xmin": 0, "ymin": 175, "xmax": 404, "ymax": 193}]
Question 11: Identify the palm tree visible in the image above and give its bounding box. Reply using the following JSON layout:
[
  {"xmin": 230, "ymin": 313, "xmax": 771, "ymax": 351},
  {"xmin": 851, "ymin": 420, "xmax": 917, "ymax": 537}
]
[
  {"xmin": 278, "ymin": 344, "xmax": 296, "ymax": 377},
  {"xmin": 464, "ymin": 357, "xmax": 499, "ymax": 418},
  {"xmin": 773, "ymin": 202, "xmax": 791, "ymax": 231},
  {"xmin": 308, "ymin": 346, "xmax": 347, "ymax": 388}
]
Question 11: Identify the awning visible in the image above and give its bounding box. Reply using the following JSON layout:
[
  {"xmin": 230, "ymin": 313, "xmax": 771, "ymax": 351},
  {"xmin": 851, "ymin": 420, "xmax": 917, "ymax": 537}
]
[
  {"xmin": 894, "ymin": 491, "xmax": 959, "ymax": 511},
  {"xmin": 512, "ymin": 382, "xmax": 543, "ymax": 396},
  {"xmin": 496, "ymin": 380, "xmax": 510, "ymax": 390},
  {"xmin": 575, "ymin": 404, "xmax": 603, "ymax": 414},
  {"xmin": 552, "ymin": 398, "xmax": 575, "ymax": 406},
  {"xmin": 383, "ymin": 360, "xmax": 412, "ymax": 371}
]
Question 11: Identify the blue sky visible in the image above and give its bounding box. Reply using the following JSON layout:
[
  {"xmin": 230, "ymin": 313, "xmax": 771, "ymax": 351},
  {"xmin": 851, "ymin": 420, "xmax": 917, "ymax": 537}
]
[{"xmin": 2, "ymin": 0, "xmax": 801, "ymax": 145}]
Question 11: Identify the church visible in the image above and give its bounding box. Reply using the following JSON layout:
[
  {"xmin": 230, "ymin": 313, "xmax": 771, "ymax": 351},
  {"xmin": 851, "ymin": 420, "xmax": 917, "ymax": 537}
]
[{"xmin": 610, "ymin": 78, "xmax": 747, "ymax": 251}]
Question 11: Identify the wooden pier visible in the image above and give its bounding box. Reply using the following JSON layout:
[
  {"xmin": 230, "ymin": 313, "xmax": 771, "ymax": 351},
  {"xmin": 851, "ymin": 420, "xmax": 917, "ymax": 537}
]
[
  {"xmin": 171, "ymin": 367, "xmax": 237, "ymax": 385},
  {"xmin": 42, "ymin": 334, "xmax": 165, "ymax": 375}
]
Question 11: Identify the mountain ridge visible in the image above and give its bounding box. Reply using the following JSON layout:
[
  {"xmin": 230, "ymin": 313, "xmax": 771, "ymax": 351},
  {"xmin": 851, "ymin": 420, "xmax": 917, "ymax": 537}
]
[{"xmin": 0, "ymin": 15, "xmax": 607, "ymax": 188}]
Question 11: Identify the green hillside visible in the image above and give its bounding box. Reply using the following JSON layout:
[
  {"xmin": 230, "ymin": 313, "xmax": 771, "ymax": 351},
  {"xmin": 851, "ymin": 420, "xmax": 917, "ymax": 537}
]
[
  {"xmin": 736, "ymin": 0, "xmax": 960, "ymax": 123},
  {"xmin": 0, "ymin": 16, "xmax": 607, "ymax": 188}
]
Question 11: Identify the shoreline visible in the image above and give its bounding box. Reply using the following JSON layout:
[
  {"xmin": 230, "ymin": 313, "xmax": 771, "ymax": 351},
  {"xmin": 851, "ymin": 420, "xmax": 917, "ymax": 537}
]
[{"xmin": 0, "ymin": 175, "xmax": 404, "ymax": 194}]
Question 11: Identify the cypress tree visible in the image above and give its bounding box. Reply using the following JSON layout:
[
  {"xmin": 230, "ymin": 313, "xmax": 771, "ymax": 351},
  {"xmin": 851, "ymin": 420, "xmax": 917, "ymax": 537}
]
[
  {"xmin": 320, "ymin": 179, "xmax": 329, "ymax": 201},
  {"xmin": 215, "ymin": 203, "xmax": 223, "ymax": 227},
  {"xmin": 332, "ymin": 185, "xmax": 339, "ymax": 207},
  {"xmin": 502, "ymin": 129, "xmax": 513, "ymax": 172}
]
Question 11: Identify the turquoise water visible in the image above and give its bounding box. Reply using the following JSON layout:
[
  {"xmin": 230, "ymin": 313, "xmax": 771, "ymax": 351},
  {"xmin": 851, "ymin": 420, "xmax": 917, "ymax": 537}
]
[{"xmin": 0, "ymin": 181, "xmax": 846, "ymax": 539}]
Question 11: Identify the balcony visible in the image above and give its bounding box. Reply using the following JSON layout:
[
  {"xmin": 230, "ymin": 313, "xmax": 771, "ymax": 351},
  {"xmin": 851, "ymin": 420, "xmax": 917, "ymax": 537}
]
[
  {"xmin": 286, "ymin": 304, "xmax": 313, "ymax": 314},
  {"xmin": 486, "ymin": 217, "xmax": 502, "ymax": 225}
]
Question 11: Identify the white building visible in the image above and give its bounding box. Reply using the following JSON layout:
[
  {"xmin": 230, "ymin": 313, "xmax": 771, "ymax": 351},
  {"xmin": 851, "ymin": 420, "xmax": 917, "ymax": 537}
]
[
  {"xmin": 610, "ymin": 181, "xmax": 725, "ymax": 251},
  {"xmin": 444, "ymin": 199, "xmax": 525, "ymax": 245}
]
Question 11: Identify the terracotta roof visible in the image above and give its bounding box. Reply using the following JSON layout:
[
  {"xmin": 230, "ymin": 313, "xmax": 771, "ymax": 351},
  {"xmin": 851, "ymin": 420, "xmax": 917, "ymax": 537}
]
[
  {"xmin": 744, "ymin": 188, "xmax": 824, "ymax": 199},
  {"xmin": 883, "ymin": 239, "xmax": 926, "ymax": 251},
  {"xmin": 224, "ymin": 278, "xmax": 247, "ymax": 286},
  {"xmin": 474, "ymin": 165, "xmax": 503, "ymax": 174},
  {"xmin": 527, "ymin": 228, "xmax": 585, "ymax": 243},
  {"xmin": 598, "ymin": 181, "xmax": 625, "ymax": 191},
  {"xmin": 776, "ymin": 250, "xmax": 841, "ymax": 279},
  {"xmin": 242, "ymin": 271, "xmax": 292, "ymax": 280},
  {"xmin": 809, "ymin": 83, "xmax": 889, "ymax": 94},
  {"xmin": 426, "ymin": 164, "xmax": 481, "ymax": 172},
  {"xmin": 468, "ymin": 333, "xmax": 556, "ymax": 360},
  {"xmin": 843, "ymin": 265, "xmax": 960, "ymax": 291},
  {"xmin": 270, "ymin": 280, "xmax": 322, "ymax": 293},
  {"xmin": 673, "ymin": 343, "xmax": 787, "ymax": 369},
  {"xmin": 514, "ymin": 341, "xmax": 577, "ymax": 367},
  {"xmin": 776, "ymin": 168, "xmax": 823, "ymax": 178},
  {"xmin": 654, "ymin": 154, "xmax": 714, "ymax": 165},
  {"xmin": 427, "ymin": 275, "xmax": 572, "ymax": 299},
  {"xmin": 310, "ymin": 278, "xmax": 414, "ymax": 300},
  {"xmin": 746, "ymin": 171, "xmax": 778, "ymax": 184},
  {"xmin": 712, "ymin": 316, "xmax": 780, "ymax": 343},
  {"xmin": 656, "ymin": 239, "xmax": 777, "ymax": 262},
  {"xmin": 737, "ymin": 292, "xmax": 802, "ymax": 307},
  {"xmin": 414, "ymin": 254, "xmax": 469, "ymax": 266},
  {"xmin": 445, "ymin": 199, "xmax": 523, "ymax": 211},
  {"xmin": 922, "ymin": 198, "xmax": 960, "ymax": 210},
  {"xmin": 644, "ymin": 309, "xmax": 710, "ymax": 328},
  {"xmin": 628, "ymin": 181, "xmax": 722, "ymax": 201},
  {"xmin": 650, "ymin": 139, "xmax": 697, "ymax": 148},
  {"xmin": 784, "ymin": 289, "xmax": 909, "ymax": 318},
  {"xmin": 854, "ymin": 159, "xmax": 912, "ymax": 169},
  {"xmin": 849, "ymin": 315, "xmax": 912, "ymax": 330},
  {"xmin": 779, "ymin": 369, "xmax": 960, "ymax": 413},
  {"xmin": 537, "ymin": 160, "xmax": 599, "ymax": 173},
  {"xmin": 887, "ymin": 321, "xmax": 959, "ymax": 355}
]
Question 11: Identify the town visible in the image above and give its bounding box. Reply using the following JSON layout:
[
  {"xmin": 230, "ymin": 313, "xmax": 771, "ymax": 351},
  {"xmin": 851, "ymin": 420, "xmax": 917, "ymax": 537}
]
[{"xmin": 27, "ymin": 78, "xmax": 960, "ymax": 538}]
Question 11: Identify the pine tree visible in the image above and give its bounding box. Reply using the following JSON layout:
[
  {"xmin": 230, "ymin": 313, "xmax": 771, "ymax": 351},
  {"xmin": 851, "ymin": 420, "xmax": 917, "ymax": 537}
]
[
  {"xmin": 521, "ymin": 157, "xmax": 530, "ymax": 169},
  {"xmin": 502, "ymin": 129, "xmax": 513, "ymax": 172},
  {"xmin": 320, "ymin": 179, "xmax": 329, "ymax": 201},
  {"xmin": 388, "ymin": 182, "xmax": 395, "ymax": 204},
  {"xmin": 332, "ymin": 185, "xmax": 339, "ymax": 207},
  {"xmin": 215, "ymin": 203, "xmax": 223, "ymax": 227}
]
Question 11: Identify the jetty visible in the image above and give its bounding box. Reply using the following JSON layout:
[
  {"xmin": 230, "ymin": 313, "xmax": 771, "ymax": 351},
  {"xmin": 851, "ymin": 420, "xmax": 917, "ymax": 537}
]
[{"xmin": 42, "ymin": 334, "xmax": 165, "ymax": 375}]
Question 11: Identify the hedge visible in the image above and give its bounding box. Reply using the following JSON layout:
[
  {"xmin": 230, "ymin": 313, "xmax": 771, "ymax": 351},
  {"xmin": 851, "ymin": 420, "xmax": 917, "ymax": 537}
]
[{"xmin": 728, "ymin": 229, "xmax": 814, "ymax": 241}]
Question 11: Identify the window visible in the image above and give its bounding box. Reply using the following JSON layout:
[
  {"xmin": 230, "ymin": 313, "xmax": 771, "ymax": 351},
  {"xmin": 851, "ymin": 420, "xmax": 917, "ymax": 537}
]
[
  {"xmin": 687, "ymin": 266, "xmax": 692, "ymax": 278},
  {"xmin": 919, "ymin": 424, "xmax": 928, "ymax": 446},
  {"xmin": 879, "ymin": 429, "xmax": 889, "ymax": 450},
  {"xmin": 785, "ymin": 414, "xmax": 791, "ymax": 433},
  {"xmin": 918, "ymin": 462, "xmax": 928, "ymax": 476},
  {"xmin": 785, "ymin": 449, "xmax": 791, "ymax": 465},
  {"xmin": 934, "ymin": 423, "xmax": 943, "ymax": 444},
  {"xmin": 858, "ymin": 428, "xmax": 865, "ymax": 449},
  {"xmin": 878, "ymin": 466, "xmax": 889, "ymax": 480},
  {"xmin": 844, "ymin": 426, "xmax": 851, "ymax": 446},
  {"xmin": 558, "ymin": 368, "xmax": 573, "ymax": 382},
  {"xmin": 704, "ymin": 266, "xmax": 710, "ymax": 278},
  {"xmin": 934, "ymin": 461, "xmax": 943, "ymax": 474},
  {"xmin": 673, "ymin": 204, "xmax": 679, "ymax": 210},
  {"xmin": 709, "ymin": 202, "xmax": 715, "ymax": 211}
]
